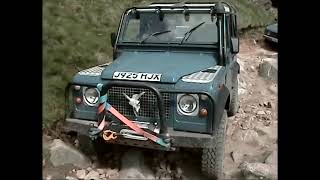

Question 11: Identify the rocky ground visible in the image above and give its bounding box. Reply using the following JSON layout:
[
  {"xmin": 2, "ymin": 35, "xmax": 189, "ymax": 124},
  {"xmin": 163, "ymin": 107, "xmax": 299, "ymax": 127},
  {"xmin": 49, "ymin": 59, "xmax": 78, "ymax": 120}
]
[{"xmin": 43, "ymin": 35, "xmax": 278, "ymax": 180}]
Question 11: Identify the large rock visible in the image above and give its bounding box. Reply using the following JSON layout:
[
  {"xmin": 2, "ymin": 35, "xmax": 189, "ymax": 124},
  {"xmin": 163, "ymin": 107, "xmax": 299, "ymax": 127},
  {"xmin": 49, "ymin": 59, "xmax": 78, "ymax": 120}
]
[
  {"xmin": 119, "ymin": 149, "xmax": 155, "ymax": 179},
  {"xmin": 240, "ymin": 162, "xmax": 277, "ymax": 180},
  {"xmin": 259, "ymin": 58, "xmax": 277, "ymax": 82},
  {"xmin": 49, "ymin": 139, "xmax": 91, "ymax": 168},
  {"xmin": 232, "ymin": 129, "xmax": 259, "ymax": 145}
]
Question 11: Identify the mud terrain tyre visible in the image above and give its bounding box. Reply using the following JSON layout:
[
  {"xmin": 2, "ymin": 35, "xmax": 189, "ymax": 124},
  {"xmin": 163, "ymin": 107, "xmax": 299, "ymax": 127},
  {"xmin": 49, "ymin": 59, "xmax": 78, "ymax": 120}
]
[
  {"xmin": 201, "ymin": 110, "xmax": 227, "ymax": 180},
  {"xmin": 227, "ymin": 74, "xmax": 239, "ymax": 116}
]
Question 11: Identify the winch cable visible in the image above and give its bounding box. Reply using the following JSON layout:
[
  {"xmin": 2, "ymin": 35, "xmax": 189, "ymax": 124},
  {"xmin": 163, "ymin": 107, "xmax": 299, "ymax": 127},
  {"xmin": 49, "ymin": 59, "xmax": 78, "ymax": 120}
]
[{"xmin": 95, "ymin": 83, "xmax": 170, "ymax": 148}]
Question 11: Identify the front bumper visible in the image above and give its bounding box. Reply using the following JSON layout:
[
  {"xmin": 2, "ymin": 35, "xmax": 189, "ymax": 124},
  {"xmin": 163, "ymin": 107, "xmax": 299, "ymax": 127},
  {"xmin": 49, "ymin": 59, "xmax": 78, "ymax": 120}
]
[
  {"xmin": 63, "ymin": 118, "xmax": 215, "ymax": 151},
  {"xmin": 264, "ymin": 34, "xmax": 278, "ymax": 43}
]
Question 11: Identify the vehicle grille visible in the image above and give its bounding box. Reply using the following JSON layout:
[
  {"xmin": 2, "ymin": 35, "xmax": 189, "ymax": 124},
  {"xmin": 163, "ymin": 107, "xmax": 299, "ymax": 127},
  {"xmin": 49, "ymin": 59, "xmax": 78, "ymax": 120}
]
[{"xmin": 107, "ymin": 87, "xmax": 171, "ymax": 121}]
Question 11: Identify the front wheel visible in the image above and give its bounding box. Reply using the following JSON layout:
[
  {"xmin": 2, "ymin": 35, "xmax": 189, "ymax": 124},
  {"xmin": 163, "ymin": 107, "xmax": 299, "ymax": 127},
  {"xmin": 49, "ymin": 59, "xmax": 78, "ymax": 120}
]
[
  {"xmin": 201, "ymin": 110, "xmax": 228, "ymax": 180},
  {"xmin": 227, "ymin": 74, "xmax": 239, "ymax": 116}
]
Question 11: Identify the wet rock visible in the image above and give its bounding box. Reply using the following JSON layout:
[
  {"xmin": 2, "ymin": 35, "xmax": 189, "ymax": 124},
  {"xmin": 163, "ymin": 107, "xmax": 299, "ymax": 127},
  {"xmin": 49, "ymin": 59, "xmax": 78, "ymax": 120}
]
[
  {"xmin": 49, "ymin": 139, "xmax": 91, "ymax": 168},
  {"xmin": 76, "ymin": 169, "xmax": 86, "ymax": 179},
  {"xmin": 265, "ymin": 151, "xmax": 277, "ymax": 165},
  {"xmin": 84, "ymin": 170, "xmax": 100, "ymax": 180},
  {"xmin": 119, "ymin": 149, "xmax": 154, "ymax": 179},
  {"xmin": 259, "ymin": 58, "xmax": 277, "ymax": 82},
  {"xmin": 239, "ymin": 162, "xmax": 277, "ymax": 180}
]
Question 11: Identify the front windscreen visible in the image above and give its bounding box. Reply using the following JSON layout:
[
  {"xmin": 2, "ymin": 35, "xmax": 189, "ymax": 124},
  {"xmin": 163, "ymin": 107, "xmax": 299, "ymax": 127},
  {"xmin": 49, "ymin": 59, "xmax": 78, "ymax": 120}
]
[{"xmin": 119, "ymin": 10, "xmax": 218, "ymax": 45}]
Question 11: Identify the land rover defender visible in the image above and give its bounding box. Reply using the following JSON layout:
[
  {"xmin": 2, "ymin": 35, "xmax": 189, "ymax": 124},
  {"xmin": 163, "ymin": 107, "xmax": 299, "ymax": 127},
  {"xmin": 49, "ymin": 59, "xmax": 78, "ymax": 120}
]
[{"xmin": 64, "ymin": 2, "xmax": 240, "ymax": 179}]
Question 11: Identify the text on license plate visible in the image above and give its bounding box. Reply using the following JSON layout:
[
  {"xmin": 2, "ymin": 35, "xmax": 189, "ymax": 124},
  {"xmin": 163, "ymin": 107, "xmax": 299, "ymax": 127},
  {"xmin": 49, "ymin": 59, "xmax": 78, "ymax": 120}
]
[{"xmin": 113, "ymin": 72, "xmax": 162, "ymax": 82}]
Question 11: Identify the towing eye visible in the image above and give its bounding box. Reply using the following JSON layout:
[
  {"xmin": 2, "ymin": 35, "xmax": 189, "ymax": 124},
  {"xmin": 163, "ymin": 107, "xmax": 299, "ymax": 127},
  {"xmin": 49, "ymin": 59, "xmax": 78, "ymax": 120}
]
[
  {"xmin": 89, "ymin": 83, "xmax": 170, "ymax": 148},
  {"xmin": 102, "ymin": 130, "xmax": 118, "ymax": 141}
]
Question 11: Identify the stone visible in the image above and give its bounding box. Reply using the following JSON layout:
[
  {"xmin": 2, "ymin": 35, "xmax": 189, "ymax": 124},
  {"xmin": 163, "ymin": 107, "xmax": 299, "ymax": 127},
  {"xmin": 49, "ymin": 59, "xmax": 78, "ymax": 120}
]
[
  {"xmin": 257, "ymin": 111, "xmax": 266, "ymax": 115},
  {"xmin": 239, "ymin": 162, "xmax": 277, "ymax": 180},
  {"xmin": 232, "ymin": 129, "xmax": 259, "ymax": 144},
  {"xmin": 49, "ymin": 139, "xmax": 91, "ymax": 168},
  {"xmin": 119, "ymin": 149, "xmax": 155, "ymax": 179},
  {"xmin": 238, "ymin": 76, "xmax": 248, "ymax": 95},
  {"xmin": 266, "ymin": 102, "xmax": 272, "ymax": 108},
  {"xmin": 268, "ymin": 84, "xmax": 277, "ymax": 94},
  {"xmin": 250, "ymin": 66, "xmax": 256, "ymax": 71},
  {"xmin": 86, "ymin": 167, "xmax": 92, "ymax": 172},
  {"xmin": 84, "ymin": 170, "xmax": 100, "ymax": 180},
  {"xmin": 76, "ymin": 169, "xmax": 87, "ymax": 179},
  {"xmin": 254, "ymin": 123, "xmax": 277, "ymax": 142},
  {"xmin": 105, "ymin": 168, "xmax": 119, "ymax": 177},
  {"xmin": 259, "ymin": 58, "xmax": 277, "ymax": 82},
  {"xmin": 231, "ymin": 150, "xmax": 243, "ymax": 163},
  {"xmin": 65, "ymin": 176, "xmax": 78, "ymax": 180},
  {"xmin": 265, "ymin": 151, "xmax": 278, "ymax": 165},
  {"xmin": 97, "ymin": 168, "xmax": 105, "ymax": 174},
  {"xmin": 244, "ymin": 107, "xmax": 252, "ymax": 113},
  {"xmin": 100, "ymin": 174, "xmax": 106, "ymax": 178},
  {"xmin": 43, "ymin": 159, "xmax": 46, "ymax": 167}
]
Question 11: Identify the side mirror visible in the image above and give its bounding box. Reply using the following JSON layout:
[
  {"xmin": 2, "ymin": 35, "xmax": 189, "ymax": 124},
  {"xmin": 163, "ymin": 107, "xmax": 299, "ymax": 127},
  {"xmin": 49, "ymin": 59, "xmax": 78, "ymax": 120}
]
[
  {"xmin": 110, "ymin": 32, "xmax": 116, "ymax": 47},
  {"xmin": 231, "ymin": 37, "xmax": 239, "ymax": 53}
]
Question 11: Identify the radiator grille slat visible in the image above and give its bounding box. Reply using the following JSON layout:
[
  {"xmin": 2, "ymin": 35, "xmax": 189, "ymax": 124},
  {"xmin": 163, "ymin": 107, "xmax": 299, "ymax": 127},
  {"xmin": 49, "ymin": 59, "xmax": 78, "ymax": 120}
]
[{"xmin": 107, "ymin": 87, "xmax": 170, "ymax": 121}]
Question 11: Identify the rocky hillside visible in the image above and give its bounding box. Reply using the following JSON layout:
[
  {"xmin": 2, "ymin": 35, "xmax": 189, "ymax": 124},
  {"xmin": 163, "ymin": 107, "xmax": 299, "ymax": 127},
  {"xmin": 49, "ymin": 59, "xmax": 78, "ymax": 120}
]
[{"xmin": 43, "ymin": 0, "xmax": 277, "ymax": 128}]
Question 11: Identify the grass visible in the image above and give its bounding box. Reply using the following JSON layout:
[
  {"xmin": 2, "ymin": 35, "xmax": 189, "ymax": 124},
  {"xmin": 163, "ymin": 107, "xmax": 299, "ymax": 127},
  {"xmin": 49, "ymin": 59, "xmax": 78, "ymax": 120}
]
[{"xmin": 43, "ymin": 0, "xmax": 276, "ymax": 129}]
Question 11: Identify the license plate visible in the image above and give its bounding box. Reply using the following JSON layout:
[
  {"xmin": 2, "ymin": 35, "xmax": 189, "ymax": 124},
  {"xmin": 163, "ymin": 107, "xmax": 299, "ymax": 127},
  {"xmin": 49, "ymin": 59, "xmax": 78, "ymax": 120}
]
[{"xmin": 113, "ymin": 72, "xmax": 162, "ymax": 82}]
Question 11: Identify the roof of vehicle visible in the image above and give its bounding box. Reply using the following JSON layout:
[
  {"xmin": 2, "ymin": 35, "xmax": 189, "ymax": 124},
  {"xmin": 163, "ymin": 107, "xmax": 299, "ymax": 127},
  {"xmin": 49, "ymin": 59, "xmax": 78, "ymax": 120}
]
[{"xmin": 132, "ymin": 1, "xmax": 236, "ymax": 14}]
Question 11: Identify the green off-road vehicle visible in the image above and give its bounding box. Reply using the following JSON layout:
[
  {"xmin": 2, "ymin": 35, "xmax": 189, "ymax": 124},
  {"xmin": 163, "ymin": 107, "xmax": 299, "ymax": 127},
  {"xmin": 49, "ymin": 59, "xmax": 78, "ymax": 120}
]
[{"xmin": 64, "ymin": 2, "xmax": 240, "ymax": 179}]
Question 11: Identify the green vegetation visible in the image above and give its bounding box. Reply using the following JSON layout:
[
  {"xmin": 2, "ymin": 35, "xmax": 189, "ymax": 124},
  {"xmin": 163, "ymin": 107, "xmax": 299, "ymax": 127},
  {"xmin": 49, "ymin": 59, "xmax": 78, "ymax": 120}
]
[{"xmin": 43, "ymin": 0, "xmax": 276, "ymax": 129}]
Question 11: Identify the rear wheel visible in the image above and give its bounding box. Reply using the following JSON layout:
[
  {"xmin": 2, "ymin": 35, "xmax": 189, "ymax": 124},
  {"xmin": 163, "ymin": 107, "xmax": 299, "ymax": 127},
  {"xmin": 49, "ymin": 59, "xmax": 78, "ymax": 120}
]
[{"xmin": 201, "ymin": 110, "xmax": 228, "ymax": 180}]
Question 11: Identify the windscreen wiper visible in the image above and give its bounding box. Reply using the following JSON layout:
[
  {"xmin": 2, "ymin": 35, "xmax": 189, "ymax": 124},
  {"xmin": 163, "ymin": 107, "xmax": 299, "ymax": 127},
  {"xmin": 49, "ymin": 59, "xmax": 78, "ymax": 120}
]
[
  {"xmin": 139, "ymin": 30, "xmax": 171, "ymax": 44},
  {"xmin": 180, "ymin": 22, "xmax": 205, "ymax": 44}
]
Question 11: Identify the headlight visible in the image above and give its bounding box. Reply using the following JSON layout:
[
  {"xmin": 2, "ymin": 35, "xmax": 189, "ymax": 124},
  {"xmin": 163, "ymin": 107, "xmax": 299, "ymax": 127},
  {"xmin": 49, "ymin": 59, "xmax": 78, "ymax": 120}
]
[
  {"xmin": 83, "ymin": 88, "xmax": 100, "ymax": 106},
  {"xmin": 177, "ymin": 94, "xmax": 199, "ymax": 116}
]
